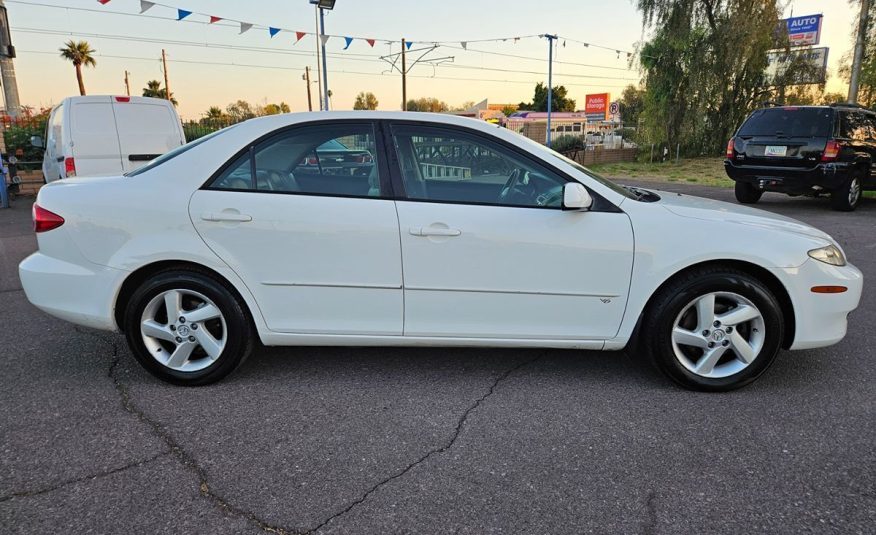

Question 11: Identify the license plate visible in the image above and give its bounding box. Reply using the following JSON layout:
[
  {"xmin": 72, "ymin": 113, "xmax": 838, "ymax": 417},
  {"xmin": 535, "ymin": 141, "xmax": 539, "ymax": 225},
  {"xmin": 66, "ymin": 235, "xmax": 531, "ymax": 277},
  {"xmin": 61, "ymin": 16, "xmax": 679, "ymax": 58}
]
[{"xmin": 764, "ymin": 145, "xmax": 787, "ymax": 157}]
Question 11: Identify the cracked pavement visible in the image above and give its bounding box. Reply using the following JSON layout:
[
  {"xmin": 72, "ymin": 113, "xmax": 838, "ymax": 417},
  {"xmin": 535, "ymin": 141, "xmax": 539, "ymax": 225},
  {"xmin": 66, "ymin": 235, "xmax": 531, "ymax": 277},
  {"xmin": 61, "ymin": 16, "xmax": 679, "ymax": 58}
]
[{"xmin": 1, "ymin": 184, "xmax": 874, "ymax": 534}]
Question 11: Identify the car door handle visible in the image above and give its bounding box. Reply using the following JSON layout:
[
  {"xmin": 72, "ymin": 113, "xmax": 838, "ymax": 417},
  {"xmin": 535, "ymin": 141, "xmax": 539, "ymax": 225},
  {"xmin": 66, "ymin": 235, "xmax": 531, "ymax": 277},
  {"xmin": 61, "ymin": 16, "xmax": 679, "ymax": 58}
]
[
  {"xmin": 409, "ymin": 227, "xmax": 461, "ymax": 237},
  {"xmin": 200, "ymin": 212, "xmax": 253, "ymax": 223}
]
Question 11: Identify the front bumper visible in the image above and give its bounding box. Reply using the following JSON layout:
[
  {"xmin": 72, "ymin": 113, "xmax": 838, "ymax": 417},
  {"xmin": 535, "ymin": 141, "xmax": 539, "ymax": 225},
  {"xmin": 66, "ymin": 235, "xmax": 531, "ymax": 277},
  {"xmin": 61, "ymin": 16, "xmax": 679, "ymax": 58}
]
[
  {"xmin": 19, "ymin": 252, "xmax": 126, "ymax": 331},
  {"xmin": 770, "ymin": 258, "xmax": 864, "ymax": 351},
  {"xmin": 724, "ymin": 160, "xmax": 852, "ymax": 193}
]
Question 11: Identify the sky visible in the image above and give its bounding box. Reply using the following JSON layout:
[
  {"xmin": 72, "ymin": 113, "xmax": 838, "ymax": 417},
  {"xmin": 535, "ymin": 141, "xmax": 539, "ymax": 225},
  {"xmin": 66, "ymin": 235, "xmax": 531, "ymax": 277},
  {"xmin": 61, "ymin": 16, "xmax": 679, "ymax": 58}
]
[{"xmin": 2, "ymin": 0, "xmax": 858, "ymax": 120}]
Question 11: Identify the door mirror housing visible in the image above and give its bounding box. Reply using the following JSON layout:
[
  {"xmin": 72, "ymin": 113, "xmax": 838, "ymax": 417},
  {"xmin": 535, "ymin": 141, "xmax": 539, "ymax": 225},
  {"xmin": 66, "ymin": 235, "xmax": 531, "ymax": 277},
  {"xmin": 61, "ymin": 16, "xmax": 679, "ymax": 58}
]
[
  {"xmin": 562, "ymin": 182, "xmax": 593, "ymax": 211},
  {"xmin": 30, "ymin": 135, "xmax": 44, "ymax": 149}
]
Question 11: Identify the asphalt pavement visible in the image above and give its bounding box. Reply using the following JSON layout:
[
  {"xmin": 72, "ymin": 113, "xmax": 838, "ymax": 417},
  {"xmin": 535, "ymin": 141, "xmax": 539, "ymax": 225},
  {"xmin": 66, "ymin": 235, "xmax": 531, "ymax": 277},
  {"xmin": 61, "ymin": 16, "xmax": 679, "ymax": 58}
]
[{"xmin": 1, "ymin": 184, "xmax": 873, "ymax": 534}]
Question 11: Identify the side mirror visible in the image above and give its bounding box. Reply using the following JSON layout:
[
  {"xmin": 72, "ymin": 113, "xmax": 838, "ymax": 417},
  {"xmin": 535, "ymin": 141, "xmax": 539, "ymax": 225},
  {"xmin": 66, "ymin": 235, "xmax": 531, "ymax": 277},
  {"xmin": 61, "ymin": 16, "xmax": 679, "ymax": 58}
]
[
  {"xmin": 30, "ymin": 136, "xmax": 44, "ymax": 149},
  {"xmin": 563, "ymin": 182, "xmax": 593, "ymax": 211}
]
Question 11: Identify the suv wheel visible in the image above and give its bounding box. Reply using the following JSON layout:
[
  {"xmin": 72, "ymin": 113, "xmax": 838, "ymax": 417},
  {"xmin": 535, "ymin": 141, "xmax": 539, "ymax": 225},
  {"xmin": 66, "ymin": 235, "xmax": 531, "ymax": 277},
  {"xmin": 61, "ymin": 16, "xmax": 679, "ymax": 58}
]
[
  {"xmin": 734, "ymin": 181, "xmax": 763, "ymax": 204},
  {"xmin": 831, "ymin": 171, "xmax": 863, "ymax": 212}
]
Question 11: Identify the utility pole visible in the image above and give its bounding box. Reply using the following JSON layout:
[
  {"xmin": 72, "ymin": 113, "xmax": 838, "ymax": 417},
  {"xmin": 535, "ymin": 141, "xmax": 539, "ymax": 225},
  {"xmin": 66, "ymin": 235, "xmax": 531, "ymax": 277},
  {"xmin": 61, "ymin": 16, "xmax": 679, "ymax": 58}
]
[
  {"xmin": 304, "ymin": 66, "xmax": 313, "ymax": 111},
  {"xmin": 542, "ymin": 34, "xmax": 557, "ymax": 147},
  {"xmin": 317, "ymin": 8, "xmax": 329, "ymax": 111},
  {"xmin": 313, "ymin": 6, "xmax": 322, "ymax": 110},
  {"xmin": 849, "ymin": 0, "xmax": 871, "ymax": 103},
  {"xmin": 0, "ymin": 0, "xmax": 21, "ymax": 118},
  {"xmin": 124, "ymin": 70, "xmax": 131, "ymax": 96},
  {"xmin": 161, "ymin": 49, "xmax": 172, "ymax": 102},
  {"xmin": 401, "ymin": 39, "xmax": 407, "ymax": 111}
]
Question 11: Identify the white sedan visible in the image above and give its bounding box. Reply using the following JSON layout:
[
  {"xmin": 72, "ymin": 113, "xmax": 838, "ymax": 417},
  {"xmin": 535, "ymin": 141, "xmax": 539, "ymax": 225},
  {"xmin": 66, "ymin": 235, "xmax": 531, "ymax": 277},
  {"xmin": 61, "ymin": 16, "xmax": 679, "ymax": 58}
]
[{"xmin": 19, "ymin": 112, "xmax": 863, "ymax": 391}]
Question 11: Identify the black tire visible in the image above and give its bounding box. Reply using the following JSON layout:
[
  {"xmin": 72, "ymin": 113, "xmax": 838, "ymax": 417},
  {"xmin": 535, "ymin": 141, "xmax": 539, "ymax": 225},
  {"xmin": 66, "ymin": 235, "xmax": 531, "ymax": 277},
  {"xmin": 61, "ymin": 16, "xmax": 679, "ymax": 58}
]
[
  {"xmin": 124, "ymin": 269, "xmax": 254, "ymax": 386},
  {"xmin": 734, "ymin": 181, "xmax": 763, "ymax": 204},
  {"xmin": 830, "ymin": 171, "xmax": 863, "ymax": 212},
  {"xmin": 640, "ymin": 266, "xmax": 784, "ymax": 392}
]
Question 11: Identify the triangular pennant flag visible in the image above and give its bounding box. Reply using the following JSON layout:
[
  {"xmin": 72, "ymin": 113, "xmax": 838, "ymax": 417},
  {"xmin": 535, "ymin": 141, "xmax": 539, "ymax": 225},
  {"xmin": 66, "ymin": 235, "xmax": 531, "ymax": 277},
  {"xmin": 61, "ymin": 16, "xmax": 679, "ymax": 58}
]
[
  {"xmin": 240, "ymin": 22, "xmax": 253, "ymax": 34},
  {"xmin": 269, "ymin": 27, "xmax": 281, "ymax": 38},
  {"xmin": 343, "ymin": 37, "xmax": 353, "ymax": 50},
  {"xmin": 209, "ymin": 16, "xmax": 222, "ymax": 23},
  {"xmin": 139, "ymin": 0, "xmax": 154, "ymax": 13},
  {"xmin": 177, "ymin": 9, "xmax": 192, "ymax": 20},
  {"xmin": 319, "ymin": 34, "xmax": 330, "ymax": 46},
  {"xmin": 295, "ymin": 31, "xmax": 307, "ymax": 43},
  {"xmin": 366, "ymin": 39, "xmax": 375, "ymax": 47},
  {"xmin": 405, "ymin": 41, "xmax": 413, "ymax": 50},
  {"xmin": 460, "ymin": 41, "xmax": 467, "ymax": 50}
]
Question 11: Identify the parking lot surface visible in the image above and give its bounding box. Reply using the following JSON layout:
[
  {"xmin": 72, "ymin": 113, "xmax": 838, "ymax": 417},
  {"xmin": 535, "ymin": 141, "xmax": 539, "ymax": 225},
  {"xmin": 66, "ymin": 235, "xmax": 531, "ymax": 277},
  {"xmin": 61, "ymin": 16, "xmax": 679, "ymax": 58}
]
[{"xmin": 1, "ymin": 184, "xmax": 874, "ymax": 534}]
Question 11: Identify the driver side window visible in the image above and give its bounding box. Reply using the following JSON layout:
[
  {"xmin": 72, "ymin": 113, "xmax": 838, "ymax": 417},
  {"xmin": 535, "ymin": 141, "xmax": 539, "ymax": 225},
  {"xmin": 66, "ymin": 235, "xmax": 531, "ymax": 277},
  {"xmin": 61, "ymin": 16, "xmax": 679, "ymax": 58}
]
[
  {"xmin": 209, "ymin": 124, "xmax": 382, "ymax": 198},
  {"xmin": 391, "ymin": 125, "xmax": 566, "ymax": 208}
]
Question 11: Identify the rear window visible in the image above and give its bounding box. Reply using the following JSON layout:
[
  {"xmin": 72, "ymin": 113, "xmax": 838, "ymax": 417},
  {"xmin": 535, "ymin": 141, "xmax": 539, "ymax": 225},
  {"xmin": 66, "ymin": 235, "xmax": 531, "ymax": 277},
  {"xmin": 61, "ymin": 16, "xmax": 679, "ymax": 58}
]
[
  {"xmin": 737, "ymin": 107, "xmax": 833, "ymax": 138},
  {"xmin": 125, "ymin": 126, "xmax": 236, "ymax": 177}
]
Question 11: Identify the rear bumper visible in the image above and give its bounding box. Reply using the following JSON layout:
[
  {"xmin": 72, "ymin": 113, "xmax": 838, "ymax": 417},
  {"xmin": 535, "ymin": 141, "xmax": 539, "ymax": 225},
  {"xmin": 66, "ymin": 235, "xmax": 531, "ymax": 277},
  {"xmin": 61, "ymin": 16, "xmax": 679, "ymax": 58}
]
[
  {"xmin": 770, "ymin": 259, "xmax": 863, "ymax": 351},
  {"xmin": 19, "ymin": 252, "xmax": 125, "ymax": 331},
  {"xmin": 724, "ymin": 160, "xmax": 852, "ymax": 193}
]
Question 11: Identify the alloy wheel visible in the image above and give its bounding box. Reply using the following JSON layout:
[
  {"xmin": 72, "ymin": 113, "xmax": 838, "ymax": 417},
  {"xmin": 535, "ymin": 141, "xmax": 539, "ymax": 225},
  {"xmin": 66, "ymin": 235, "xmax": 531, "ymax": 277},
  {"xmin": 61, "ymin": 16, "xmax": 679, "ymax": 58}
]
[
  {"xmin": 140, "ymin": 289, "xmax": 227, "ymax": 372},
  {"xmin": 849, "ymin": 176, "xmax": 861, "ymax": 207},
  {"xmin": 670, "ymin": 291, "xmax": 766, "ymax": 379}
]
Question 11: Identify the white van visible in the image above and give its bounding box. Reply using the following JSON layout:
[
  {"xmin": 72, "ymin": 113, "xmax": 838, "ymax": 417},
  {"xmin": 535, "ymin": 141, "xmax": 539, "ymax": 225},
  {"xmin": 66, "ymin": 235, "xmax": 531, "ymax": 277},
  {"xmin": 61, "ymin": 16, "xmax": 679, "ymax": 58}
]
[{"xmin": 35, "ymin": 96, "xmax": 185, "ymax": 182}]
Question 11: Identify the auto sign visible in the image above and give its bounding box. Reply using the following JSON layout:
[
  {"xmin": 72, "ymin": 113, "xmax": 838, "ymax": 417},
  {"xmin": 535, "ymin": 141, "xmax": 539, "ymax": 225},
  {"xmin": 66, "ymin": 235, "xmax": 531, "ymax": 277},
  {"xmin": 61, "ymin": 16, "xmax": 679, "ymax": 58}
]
[{"xmin": 780, "ymin": 14, "xmax": 823, "ymax": 47}]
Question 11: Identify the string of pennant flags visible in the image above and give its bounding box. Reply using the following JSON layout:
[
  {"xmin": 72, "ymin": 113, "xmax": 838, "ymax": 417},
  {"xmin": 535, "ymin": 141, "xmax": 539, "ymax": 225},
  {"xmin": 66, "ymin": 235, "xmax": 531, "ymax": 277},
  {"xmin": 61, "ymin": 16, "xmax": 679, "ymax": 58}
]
[{"xmin": 91, "ymin": 0, "xmax": 628, "ymax": 56}]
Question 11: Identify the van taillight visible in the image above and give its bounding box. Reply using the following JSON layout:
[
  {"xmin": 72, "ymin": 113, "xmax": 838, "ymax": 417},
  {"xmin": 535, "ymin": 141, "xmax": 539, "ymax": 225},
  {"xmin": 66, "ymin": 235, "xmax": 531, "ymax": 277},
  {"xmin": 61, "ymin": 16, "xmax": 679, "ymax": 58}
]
[
  {"xmin": 64, "ymin": 157, "xmax": 76, "ymax": 177},
  {"xmin": 115, "ymin": 96, "xmax": 130, "ymax": 103},
  {"xmin": 726, "ymin": 138, "xmax": 735, "ymax": 159},
  {"xmin": 33, "ymin": 204, "xmax": 65, "ymax": 233},
  {"xmin": 821, "ymin": 140, "xmax": 841, "ymax": 162}
]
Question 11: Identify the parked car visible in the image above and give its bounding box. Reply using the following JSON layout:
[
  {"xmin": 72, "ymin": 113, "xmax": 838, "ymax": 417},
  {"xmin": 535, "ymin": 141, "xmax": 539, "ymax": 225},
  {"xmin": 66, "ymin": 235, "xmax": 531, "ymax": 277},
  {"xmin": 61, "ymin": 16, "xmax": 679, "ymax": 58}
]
[
  {"xmin": 724, "ymin": 103, "xmax": 876, "ymax": 211},
  {"xmin": 19, "ymin": 112, "xmax": 862, "ymax": 391},
  {"xmin": 32, "ymin": 96, "xmax": 185, "ymax": 182},
  {"xmin": 292, "ymin": 138, "xmax": 375, "ymax": 177}
]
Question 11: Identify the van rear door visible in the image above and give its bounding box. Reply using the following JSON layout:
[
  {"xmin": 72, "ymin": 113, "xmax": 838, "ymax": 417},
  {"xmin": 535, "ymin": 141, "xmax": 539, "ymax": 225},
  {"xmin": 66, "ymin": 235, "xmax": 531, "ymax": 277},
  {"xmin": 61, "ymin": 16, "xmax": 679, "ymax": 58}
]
[
  {"xmin": 68, "ymin": 97, "xmax": 124, "ymax": 177},
  {"xmin": 112, "ymin": 97, "xmax": 185, "ymax": 174}
]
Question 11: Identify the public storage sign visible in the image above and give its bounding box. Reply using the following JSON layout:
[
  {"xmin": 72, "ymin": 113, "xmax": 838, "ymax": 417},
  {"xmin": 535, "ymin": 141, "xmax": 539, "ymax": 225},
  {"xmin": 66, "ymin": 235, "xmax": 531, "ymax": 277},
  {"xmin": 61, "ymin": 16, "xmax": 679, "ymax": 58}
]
[{"xmin": 585, "ymin": 93, "xmax": 610, "ymax": 121}]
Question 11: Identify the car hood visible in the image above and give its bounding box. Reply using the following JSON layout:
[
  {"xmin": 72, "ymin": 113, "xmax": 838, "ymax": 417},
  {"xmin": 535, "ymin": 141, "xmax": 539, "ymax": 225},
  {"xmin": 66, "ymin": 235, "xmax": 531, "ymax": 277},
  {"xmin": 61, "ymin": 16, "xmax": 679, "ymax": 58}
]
[{"xmin": 649, "ymin": 189, "xmax": 834, "ymax": 243}]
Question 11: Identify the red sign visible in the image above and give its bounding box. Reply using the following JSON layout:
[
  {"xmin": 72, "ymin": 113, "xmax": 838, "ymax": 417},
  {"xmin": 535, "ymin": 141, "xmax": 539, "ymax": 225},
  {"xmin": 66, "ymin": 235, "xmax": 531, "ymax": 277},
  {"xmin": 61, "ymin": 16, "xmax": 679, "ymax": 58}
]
[{"xmin": 585, "ymin": 93, "xmax": 610, "ymax": 119}]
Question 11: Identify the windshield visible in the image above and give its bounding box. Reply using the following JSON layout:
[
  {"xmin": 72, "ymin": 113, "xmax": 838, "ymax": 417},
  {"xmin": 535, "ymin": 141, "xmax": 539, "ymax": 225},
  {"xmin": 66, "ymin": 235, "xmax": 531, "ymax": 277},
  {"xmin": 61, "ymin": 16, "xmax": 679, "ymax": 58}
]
[
  {"xmin": 507, "ymin": 127, "xmax": 638, "ymax": 200},
  {"xmin": 126, "ymin": 126, "xmax": 237, "ymax": 177},
  {"xmin": 737, "ymin": 107, "xmax": 833, "ymax": 138}
]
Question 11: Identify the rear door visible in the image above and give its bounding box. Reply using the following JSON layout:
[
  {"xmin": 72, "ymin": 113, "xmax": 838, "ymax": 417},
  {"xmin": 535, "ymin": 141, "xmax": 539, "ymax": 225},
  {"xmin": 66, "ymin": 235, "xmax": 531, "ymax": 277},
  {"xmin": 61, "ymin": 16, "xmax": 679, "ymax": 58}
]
[
  {"xmin": 839, "ymin": 111, "xmax": 876, "ymax": 184},
  {"xmin": 68, "ymin": 97, "xmax": 124, "ymax": 177},
  {"xmin": 113, "ymin": 97, "xmax": 185, "ymax": 174},
  {"xmin": 735, "ymin": 107, "xmax": 833, "ymax": 168}
]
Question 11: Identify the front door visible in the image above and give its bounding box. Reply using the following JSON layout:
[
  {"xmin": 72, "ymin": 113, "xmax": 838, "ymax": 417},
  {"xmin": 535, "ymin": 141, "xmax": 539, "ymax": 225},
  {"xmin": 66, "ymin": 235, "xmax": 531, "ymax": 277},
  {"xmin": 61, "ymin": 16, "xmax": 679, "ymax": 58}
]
[
  {"xmin": 388, "ymin": 123, "xmax": 634, "ymax": 340},
  {"xmin": 190, "ymin": 122, "xmax": 403, "ymax": 335}
]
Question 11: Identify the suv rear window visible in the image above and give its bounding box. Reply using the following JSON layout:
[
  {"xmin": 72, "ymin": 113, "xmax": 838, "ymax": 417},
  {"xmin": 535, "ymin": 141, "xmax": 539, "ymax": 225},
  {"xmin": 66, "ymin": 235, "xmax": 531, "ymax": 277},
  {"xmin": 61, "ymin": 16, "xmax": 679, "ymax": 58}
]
[{"xmin": 737, "ymin": 108, "xmax": 833, "ymax": 138}]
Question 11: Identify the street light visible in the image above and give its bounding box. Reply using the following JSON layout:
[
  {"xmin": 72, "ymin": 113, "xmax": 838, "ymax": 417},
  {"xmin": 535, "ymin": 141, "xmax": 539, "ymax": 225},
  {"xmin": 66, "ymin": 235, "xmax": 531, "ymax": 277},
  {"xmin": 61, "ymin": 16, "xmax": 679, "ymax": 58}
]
[{"xmin": 309, "ymin": 0, "xmax": 335, "ymax": 111}]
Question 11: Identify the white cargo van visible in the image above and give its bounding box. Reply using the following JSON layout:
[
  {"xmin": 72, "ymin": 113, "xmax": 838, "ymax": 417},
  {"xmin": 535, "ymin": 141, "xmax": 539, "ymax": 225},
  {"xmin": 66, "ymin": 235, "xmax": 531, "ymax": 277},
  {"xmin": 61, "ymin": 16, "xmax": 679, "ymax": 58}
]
[{"xmin": 35, "ymin": 96, "xmax": 185, "ymax": 182}]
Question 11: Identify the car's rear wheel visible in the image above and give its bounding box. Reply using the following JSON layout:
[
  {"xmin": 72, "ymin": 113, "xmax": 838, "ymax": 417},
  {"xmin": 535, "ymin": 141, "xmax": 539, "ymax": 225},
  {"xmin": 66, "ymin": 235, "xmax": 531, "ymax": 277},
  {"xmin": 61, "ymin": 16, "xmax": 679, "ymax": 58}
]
[
  {"xmin": 734, "ymin": 181, "xmax": 763, "ymax": 204},
  {"xmin": 640, "ymin": 267, "xmax": 784, "ymax": 391},
  {"xmin": 830, "ymin": 171, "xmax": 863, "ymax": 212},
  {"xmin": 124, "ymin": 269, "xmax": 253, "ymax": 386}
]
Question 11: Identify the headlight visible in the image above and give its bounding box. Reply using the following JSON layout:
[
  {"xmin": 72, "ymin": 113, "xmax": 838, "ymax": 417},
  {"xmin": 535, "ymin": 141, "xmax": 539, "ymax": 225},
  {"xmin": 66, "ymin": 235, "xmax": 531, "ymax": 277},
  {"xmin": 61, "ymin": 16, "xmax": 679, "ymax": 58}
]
[{"xmin": 808, "ymin": 244, "xmax": 846, "ymax": 266}]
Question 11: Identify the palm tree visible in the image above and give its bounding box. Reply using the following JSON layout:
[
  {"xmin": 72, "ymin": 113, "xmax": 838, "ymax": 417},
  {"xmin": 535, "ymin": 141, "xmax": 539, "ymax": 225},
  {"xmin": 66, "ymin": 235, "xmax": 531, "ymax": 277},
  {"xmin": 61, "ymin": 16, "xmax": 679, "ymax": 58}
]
[
  {"xmin": 142, "ymin": 80, "xmax": 177, "ymax": 105},
  {"xmin": 205, "ymin": 106, "xmax": 224, "ymax": 119},
  {"xmin": 59, "ymin": 40, "xmax": 96, "ymax": 96}
]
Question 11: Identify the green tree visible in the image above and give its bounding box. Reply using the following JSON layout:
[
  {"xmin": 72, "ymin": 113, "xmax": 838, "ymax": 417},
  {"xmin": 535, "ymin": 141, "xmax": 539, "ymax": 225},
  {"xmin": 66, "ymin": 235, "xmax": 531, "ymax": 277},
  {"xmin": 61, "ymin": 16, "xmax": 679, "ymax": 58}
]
[
  {"xmin": 406, "ymin": 97, "xmax": 449, "ymax": 112},
  {"xmin": 840, "ymin": 0, "xmax": 876, "ymax": 107},
  {"xmin": 262, "ymin": 102, "xmax": 291, "ymax": 115},
  {"xmin": 204, "ymin": 106, "xmax": 225, "ymax": 119},
  {"xmin": 353, "ymin": 91, "xmax": 379, "ymax": 110},
  {"xmin": 142, "ymin": 80, "xmax": 177, "ymax": 105},
  {"xmin": 635, "ymin": 0, "xmax": 812, "ymax": 155},
  {"xmin": 226, "ymin": 100, "xmax": 257, "ymax": 121},
  {"xmin": 618, "ymin": 85, "xmax": 645, "ymax": 126},
  {"xmin": 517, "ymin": 83, "xmax": 576, "ymax": 112},
  {"xmin": 501, "ymin": 105, "xmax": 518, "ymax": 116},
  {"xmin": 59, "ymin": 40, "xmax": 96, "ymax": 96}
]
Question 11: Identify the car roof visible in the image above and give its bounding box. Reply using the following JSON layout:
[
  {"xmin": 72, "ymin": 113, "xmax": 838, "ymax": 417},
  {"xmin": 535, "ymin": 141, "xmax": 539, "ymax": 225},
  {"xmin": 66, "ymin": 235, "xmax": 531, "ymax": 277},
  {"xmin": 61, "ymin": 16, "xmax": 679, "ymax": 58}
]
[{"xmin": 242, "ymin": 111, "xmax": 501, "ymax": 132}]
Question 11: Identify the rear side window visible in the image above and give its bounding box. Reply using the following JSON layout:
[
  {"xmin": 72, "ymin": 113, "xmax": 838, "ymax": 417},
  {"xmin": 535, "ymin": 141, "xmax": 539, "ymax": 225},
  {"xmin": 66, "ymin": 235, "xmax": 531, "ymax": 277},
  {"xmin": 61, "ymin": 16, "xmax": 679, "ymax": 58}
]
[
  {"xmin": 839, "ymin": 112, "xmax": 874, "ymax": 141},
  {"xmin": 737, "ymin": 108, "xmax": 833, "ymax": 138}
]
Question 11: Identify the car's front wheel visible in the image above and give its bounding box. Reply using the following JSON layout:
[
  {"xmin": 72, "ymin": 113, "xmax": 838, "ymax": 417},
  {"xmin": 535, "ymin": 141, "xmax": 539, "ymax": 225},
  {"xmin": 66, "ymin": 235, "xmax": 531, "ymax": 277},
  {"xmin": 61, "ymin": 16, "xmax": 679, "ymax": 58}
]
[
  {"xmin": 124, "ymin": 269, "xmax": 253, "ymax": 386},
  {"xmin": 734, "ymin": 181, "xmax": 763, "ymax": 204},
  {"xmin": 640, "ymin": 267, "xmax": 784, "ymax": 391}
]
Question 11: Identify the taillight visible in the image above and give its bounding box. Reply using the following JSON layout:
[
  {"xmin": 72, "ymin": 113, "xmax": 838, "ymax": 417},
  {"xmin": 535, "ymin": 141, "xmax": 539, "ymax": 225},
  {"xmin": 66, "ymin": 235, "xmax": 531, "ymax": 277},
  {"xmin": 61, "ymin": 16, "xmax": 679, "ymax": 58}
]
[
  {"xmin": 64, "ymin": 157, "xmax": 76, "ymax": 177},
  {"xmin": 726, "ymin": 138, "xmax": 735, "ymax": 159},
  {"xmin": 355, "ymin": 154, "xmax": 373, "ymax": 164},
  {"xmin": 33, "ymin": 204, "xmax": 65, "ymax": 233},
  {"xmin": 115, "ymin": 96, "xmax": 130, "ymax": 103},
  {"xmin": 307, "ymin": 157, "xmax": 318, "ymax": 165},
  {"xmin": 821, "ymin": 140, "xmax": 841, "ymax": 162}
]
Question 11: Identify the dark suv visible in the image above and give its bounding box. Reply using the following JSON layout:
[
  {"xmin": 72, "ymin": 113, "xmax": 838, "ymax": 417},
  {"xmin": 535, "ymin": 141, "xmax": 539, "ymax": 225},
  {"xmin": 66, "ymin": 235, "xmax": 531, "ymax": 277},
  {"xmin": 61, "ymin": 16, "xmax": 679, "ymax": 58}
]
[{"xmin": 724, "ymin": 104, "xmax": 875, "ymax": 211}]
